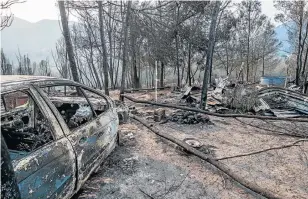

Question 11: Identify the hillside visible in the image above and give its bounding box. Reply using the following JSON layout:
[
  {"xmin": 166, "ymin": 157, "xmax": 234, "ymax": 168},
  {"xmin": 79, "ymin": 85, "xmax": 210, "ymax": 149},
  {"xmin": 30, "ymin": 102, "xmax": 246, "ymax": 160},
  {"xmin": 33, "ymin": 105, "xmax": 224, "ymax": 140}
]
[{"xmin": 1, "ymin": 17, "xmax": 62, "ymax": 63}]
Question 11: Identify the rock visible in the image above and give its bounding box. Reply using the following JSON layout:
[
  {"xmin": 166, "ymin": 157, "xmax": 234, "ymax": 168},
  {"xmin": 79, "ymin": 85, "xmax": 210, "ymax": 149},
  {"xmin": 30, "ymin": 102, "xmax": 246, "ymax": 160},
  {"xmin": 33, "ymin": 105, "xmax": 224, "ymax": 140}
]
[{"xmin": 154, "ymin": 108, "xmax": 166, "ymax": 122}]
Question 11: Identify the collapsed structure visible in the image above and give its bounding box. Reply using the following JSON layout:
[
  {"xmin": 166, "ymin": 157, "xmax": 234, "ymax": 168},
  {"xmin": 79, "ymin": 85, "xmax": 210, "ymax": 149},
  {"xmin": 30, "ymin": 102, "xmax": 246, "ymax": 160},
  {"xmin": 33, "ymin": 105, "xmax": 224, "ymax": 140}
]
[{"xmin": 179, "ymin": 77, "xmax": 308, "ymax": 118}]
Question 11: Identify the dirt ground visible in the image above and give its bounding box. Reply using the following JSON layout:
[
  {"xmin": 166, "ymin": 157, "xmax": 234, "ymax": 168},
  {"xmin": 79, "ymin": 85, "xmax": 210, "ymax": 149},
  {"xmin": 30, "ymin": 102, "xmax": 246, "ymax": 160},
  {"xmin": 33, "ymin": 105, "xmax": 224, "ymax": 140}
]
[{"xmin": 73, "ymin": 90, "xmax": 308, "ymax": 199}]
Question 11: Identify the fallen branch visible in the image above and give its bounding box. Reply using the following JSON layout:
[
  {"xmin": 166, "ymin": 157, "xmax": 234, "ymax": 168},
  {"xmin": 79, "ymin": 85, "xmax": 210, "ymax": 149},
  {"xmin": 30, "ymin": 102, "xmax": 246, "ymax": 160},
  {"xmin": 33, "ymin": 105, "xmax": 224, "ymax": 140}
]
[
  {"xmin": 123, "ymin": 95, "xmax": 308, "ymax": 122},
  {"xmin": 235, "ymin": 118, "xmax": 308, "ymax": 138},
  {"xmin": 139, "ymin": 188, "xmax": 156, "ymax": 199},
  {"xmin": 215, "ymin": 139, "xmax": 308, "ymax": 161},
  {"xmin": 132, "ymin": 115, "xmax": 283, "ymax": 199}
]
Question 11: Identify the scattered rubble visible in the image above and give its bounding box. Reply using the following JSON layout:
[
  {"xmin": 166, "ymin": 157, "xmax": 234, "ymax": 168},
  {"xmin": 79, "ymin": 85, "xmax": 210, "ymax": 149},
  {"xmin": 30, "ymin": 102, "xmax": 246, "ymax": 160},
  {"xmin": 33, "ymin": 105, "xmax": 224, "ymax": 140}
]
[
  {"xmin": 258, "ymin": 87, "xmax": 308, "ymax": 117},
  {"xmin": 221, "ymin": 84, "xmax": 259, "ymax": 112},
  {"xmin": 179, "ymin": 86, "xmax": 201, "ymax": 107},
  {"xmin": 123, "ymin": 94, "xmax": 308, "ymax": 122},
  {"xmin": 213, "ymin": 77, "xmax": 229, "ymax": 97},
  {"xmin": 270, "ymin": 109, "xmax": 302, "ymax": 118},
  {"xmin": 288, "ymin": 85, "xmax": 301, "ymax": 91},
  {"xmin": 121, "ymin": 76, "xmax": 308, "ymax": 123},
  {"xmin": 212, "ymin": 80, "xmax": 308, "ymax": 118},
  {"xmin": 253, "ymin": 98, "xmax": 270, "ymax": 113},
  {"xmin": 119, "ymin": 130, "xmax": 136, "ymax": 146},
  {"xmin": 181, "ymin": 86, "xmax": 201, "ymax": 99},
  {"xmin": 169, "ymin": 110, "xmax": 211, "ymax": 124}
]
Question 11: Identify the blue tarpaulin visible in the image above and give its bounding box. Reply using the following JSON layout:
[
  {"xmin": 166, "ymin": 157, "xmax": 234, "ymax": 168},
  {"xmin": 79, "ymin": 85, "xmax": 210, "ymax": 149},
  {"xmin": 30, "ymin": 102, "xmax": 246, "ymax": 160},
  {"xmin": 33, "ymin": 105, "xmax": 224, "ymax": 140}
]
[{"xmin": 260, "ymin": 76, "xmax": 287, "ymax": 87}]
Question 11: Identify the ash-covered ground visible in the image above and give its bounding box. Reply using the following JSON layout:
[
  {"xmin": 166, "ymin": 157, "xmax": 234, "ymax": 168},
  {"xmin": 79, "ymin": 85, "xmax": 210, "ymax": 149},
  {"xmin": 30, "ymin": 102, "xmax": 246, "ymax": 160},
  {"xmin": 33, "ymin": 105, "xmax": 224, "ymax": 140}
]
[{"xmin": 73, "ymin": 90, "xmax": 308, "ymax": 199}]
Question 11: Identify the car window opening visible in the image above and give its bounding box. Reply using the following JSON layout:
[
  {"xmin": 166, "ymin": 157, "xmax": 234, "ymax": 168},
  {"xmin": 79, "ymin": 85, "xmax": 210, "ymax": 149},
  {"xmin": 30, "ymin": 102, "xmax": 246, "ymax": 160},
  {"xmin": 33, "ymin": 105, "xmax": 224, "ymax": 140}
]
[
  {"xmin": 1, "ymin": 91, "xmax": 54, "ymax": 160},
  {"xmin": 81, "ymin": 88, "xmax": 109, "ymax": 116},
  {"xmin": 41, "ymin": 85, "xmax": 109, "ymax": 130}
]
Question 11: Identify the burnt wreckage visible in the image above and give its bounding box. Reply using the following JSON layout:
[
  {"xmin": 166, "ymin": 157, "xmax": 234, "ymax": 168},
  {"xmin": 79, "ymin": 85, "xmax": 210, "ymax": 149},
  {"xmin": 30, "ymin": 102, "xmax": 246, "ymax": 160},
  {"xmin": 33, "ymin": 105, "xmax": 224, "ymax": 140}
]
[
  {"xmin": 257, "ymin": 87, "xmax": 308, "ymax": 117},
  {"xmin": 1, "ymin": 75, "xmax": 120, "ymax": 199}
]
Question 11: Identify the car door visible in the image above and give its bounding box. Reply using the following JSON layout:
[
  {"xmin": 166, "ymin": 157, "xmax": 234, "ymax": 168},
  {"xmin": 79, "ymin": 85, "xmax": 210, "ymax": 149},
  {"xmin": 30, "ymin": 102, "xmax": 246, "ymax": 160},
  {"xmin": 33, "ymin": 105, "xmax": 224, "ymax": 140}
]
[
  {"xmin": 79, "ymin": 87, "xmax": 118, "ymax": 169},
  {"xmin": 37, "ymin": 84, "xmax": 117, "ymax": 189},
  {"xmin": 1, "ymin": 87, "xmax": 76, "ymax": 199}
]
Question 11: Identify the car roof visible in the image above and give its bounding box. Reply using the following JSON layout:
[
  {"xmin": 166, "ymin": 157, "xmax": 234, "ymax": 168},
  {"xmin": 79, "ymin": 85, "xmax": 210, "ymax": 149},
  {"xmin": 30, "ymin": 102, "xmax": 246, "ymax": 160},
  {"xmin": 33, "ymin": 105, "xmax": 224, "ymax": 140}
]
[
  {"xmin": 0, "ymin": 75, "xmax": 60, "ymax": 84},
  {"xmin": 0, "ymin": 75, "xmax": 74, "ymax": 92}
]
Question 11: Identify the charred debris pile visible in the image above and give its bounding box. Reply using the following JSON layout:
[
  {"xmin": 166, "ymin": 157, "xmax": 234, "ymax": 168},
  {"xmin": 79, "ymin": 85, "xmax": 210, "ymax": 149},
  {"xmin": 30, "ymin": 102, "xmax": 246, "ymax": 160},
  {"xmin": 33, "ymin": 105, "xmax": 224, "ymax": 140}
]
[
  {"xmin": 169, "ymin": 110, "xmax": 212, "ymax": 124},
  {"xmin": 121, "ymin": 77, "xmax": 308, "ymax": 123},
  {"xmin": 179, "ymin": 78, "xmax": 308, "ymax": 119}
]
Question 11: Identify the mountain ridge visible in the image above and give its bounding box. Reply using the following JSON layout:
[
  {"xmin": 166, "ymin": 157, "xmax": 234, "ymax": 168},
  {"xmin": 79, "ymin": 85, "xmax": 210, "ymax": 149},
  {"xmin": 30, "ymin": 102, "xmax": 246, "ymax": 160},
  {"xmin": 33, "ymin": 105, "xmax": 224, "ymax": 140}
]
[{"xmin": 1, "ymin": 17, "xmax": 62, "ymax": 63}]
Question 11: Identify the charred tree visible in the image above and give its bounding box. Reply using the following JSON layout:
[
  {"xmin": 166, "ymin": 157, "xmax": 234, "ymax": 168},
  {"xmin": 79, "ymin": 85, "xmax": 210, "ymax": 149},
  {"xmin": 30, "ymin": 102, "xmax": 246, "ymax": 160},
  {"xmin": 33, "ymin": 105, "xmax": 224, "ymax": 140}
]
[
  {"xmin": 130, "ymin": 14, "xmax": 140, "ymax": 88},
  {"xmin": 160, "ymin": 61, "xmax": 164, "ymax": 87},
  {"xmin": 188, "ymin": 42, "xmax": 192, "ymax": 86},
  {"xmin": 200, "ymin": 1, "xmax": 221, "ymax": 110},
  {"xmin": 246, "ymin": 1, "xmax": 251, "ymax": 82},
  {"xmin": 120, "ymin": 1, "xmax": 132, "ymax": 101},
  {"xmin": 295, "ymin": 4, "xmax": 303, "ymax": 85},
  {"xmin": 98, "ymin": 1, "xmax": 109, "ymax": 95},
  {"xmin": 174, "ymin": 2, "xmax": 181, "ymax": 88},
  {"xmin": 58, "ymin": 1, "xmax": 80, "ymax": 83},
  {"xmin": 107, "ymin": 3, "xmax": 115, "ymax": 89}
]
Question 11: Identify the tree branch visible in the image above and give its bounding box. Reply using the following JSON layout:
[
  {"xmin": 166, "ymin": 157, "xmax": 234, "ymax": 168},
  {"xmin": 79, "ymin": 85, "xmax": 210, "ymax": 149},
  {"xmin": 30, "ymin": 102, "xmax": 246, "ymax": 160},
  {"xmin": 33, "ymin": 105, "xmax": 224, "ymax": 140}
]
[{"xmin": 216, "ymin": 139, "xmax": 308, "ymax": 161}]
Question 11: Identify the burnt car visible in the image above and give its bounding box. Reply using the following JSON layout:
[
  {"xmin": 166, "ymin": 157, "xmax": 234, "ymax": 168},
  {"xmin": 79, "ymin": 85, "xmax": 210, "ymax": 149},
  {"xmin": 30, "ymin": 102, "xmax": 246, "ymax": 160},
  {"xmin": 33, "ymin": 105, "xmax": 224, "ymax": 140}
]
[{"xmin": 1, "ymin": 75, "xmax": 119, "ymax": 199}]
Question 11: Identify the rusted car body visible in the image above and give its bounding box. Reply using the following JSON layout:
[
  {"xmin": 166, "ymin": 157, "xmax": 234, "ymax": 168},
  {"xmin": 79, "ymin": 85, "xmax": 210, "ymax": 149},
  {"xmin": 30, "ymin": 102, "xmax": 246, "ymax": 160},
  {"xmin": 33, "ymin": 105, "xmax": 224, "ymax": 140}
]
[{"xmin": 1, "ymin": 75, "xmax": 119, "ymax": 199}]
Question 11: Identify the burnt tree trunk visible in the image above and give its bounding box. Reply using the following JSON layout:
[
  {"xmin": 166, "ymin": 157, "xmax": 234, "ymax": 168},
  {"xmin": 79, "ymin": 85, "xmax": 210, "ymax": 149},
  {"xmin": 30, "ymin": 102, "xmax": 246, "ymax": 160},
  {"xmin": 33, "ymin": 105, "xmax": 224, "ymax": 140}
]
[
  {"xmin": 176, "ymin": 34, "xmax": 180, "ymax": 87},
  {"xmin": 246, "ymin": 1, "xmax": 251, "ymax": 82},
  {"xmin": 115, "ymin": 34, "xmax": 122, "ymax": 88},
  {"xmin": 226, "ymin": 42, "xmax": 229, "ymax": 76},
  {"xmin": 188, "ymin": 42, "xmax": 192, "ymax": 86},
  {"xmin": 262, "ymin": 48, "xmax": 265, "ymax": 77},
  {"xmin": 296, "ymin": 3, "xmax": 304, "ymax": 85},
  {"xmin": 58, "ymin": 1, "xmax": 79, "ymax": 83},
  {"xmin": 98, "ymin": 1, "xmax": 109, "ymax": 95},
  {"xmin": 120, "ymin": 1, "xmax": 132, "ymax": 101},
  {"xmin": 108, "ymin": 3, "xmax": 115, "ymax": 88},
  {"xmin": 303, "ymin": 47, "xmax": 308, "ymax": 77},
  {"xmin": 300, "ymin": 23, "xmax": 308, "ymax": 77},
  {"xmin": 175, "ymin": 3, "xmax": 180, "ymax": 88},
  {"xmin": 138, "ymin": 48, "xmax": 142, "ymax": 87},
  {"xmin": 130, "ymin": 15, "xmax": 139, "ymax": 88},
  {"xmin": 86, "ymin": 23, "xmax": 102, "ymax": 89},
  {"xmin": 200, "ymin": 1, "xmax": 221, "ymax": 109},
  {"xmin": 160, "ymin": 61, "xmax": 164, "ymax": 87}
]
